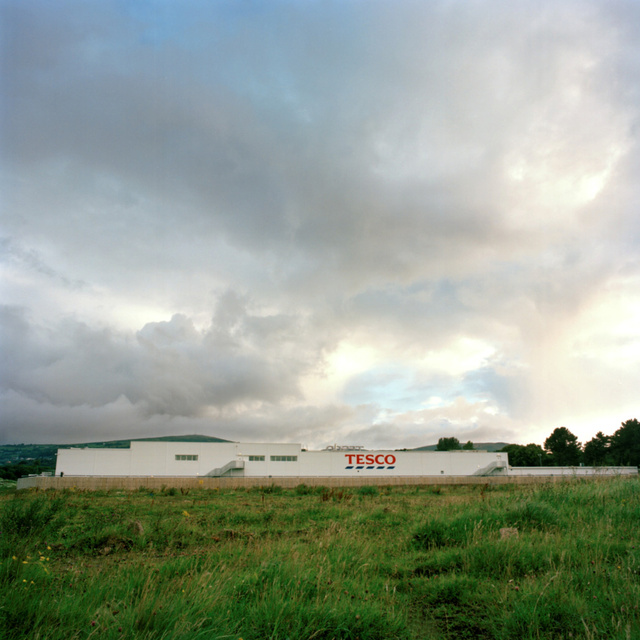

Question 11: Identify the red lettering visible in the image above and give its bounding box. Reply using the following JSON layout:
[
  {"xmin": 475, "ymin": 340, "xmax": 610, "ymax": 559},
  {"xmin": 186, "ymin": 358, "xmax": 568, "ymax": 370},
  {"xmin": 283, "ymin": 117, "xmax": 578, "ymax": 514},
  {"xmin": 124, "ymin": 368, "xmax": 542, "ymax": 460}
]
[{"xmin": 346, "ymin": 453, "xmax": 396, "ymax": 466}]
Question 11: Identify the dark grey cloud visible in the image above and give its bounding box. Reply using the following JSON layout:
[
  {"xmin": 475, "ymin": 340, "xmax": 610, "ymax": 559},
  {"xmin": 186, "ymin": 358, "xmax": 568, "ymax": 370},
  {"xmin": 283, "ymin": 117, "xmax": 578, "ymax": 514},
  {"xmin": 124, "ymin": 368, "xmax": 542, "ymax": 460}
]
[{"xmin": 0, "ymin": 293, "xmax": 331, "ymax": 415}]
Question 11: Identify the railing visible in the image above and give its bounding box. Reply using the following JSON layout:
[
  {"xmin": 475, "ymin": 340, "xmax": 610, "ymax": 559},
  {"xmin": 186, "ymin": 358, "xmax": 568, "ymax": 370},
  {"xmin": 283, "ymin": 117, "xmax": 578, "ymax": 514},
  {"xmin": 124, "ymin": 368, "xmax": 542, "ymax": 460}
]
[
  {"xmin": 205, "ymin": 459, "xmax": 245, "ymax": 477},
  {"xmin": 473, "ymin": 460, "xmax": 508, "ymax": 476}
]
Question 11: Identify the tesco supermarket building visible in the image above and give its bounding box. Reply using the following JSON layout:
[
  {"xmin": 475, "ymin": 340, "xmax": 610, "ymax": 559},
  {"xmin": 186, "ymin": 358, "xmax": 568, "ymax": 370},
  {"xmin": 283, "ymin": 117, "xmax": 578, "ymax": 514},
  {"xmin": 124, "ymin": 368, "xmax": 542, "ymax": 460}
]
[
  {"xmin": 15, "ymin": 440, "xmax": 636, "ymax": 490},
  {"xmin": 53, "ymin": 441, "xmax": 509, "ymax": 479}
]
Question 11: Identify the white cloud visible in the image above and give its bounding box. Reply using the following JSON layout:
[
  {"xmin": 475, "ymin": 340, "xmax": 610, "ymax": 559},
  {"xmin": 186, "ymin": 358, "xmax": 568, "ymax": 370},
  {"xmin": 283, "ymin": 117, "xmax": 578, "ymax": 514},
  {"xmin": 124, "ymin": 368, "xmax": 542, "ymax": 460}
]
[{"xmin": 1, "ymin": 0, "xmax": 639, "ymax": 447}]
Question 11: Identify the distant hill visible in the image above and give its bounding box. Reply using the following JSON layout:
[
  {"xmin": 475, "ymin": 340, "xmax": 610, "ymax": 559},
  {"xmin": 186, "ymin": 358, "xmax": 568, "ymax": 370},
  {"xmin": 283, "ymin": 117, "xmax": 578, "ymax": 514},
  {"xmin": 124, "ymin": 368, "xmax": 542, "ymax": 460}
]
[
  {"xmin": 86, "ymin": 434, "xmax": 233, "ymax": 447},
  {"xmin": 0, "ymin": 434, "xmax": 232, "ymax": 466},
  {"xmin": 0, "ymin": 444, "xmax": 60, "ymax": 467},
  {"xmin": 412, "ymin": 442, "xmax": 511, "ymax": 452},
  {"xmin": 141, "ymin": 434, "xmax": 231, "ymax": 442}
]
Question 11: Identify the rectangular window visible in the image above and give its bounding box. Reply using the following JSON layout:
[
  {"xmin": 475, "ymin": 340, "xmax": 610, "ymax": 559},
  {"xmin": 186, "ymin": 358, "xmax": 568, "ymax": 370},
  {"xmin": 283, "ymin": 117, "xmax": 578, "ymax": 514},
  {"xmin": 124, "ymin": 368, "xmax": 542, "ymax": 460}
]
[
  {"xmin": 248, "ymin": 455, "xmax": 265, "ymax": 461},
  {"xmin": 270, "ymin": 455, "xmax": 297, "ymax": 462},
  {"xmin": 175, "ymin": 454, "xmax": 198, "ymax": 461}
]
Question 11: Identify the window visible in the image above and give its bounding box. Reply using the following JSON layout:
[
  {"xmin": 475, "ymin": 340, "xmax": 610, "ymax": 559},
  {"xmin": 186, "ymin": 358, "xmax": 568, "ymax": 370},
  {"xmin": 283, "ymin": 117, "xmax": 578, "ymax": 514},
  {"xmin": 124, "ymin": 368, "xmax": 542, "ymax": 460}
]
[
  {"xmin": 175, "ymin": 454, "xmax": 198, "ymax": 461},
  {"xmin": 249, "ymin": 455, "xmax": 265, "ymax": 461},
  {"xmin": 270, "ymin": 455, "xmax": 297, "ymax": 462}
]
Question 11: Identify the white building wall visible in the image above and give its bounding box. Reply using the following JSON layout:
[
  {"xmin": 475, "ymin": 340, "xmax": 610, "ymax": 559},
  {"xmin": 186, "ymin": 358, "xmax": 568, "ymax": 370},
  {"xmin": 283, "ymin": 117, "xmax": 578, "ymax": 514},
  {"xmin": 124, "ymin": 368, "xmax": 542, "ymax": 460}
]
[
  {"xmin": 130, "ymin": 441, "xmax": 238, "ymax": 476},
  {"xmin": 92, "ymin": 449, "xmax": 133, "ymax": 475},
  {"xmin": 56, "ymin": 448, "xmax": 132, "ymax": 476},
  {"xmin": 238, "ymin": 443, "xmax": 301, "ymax": 478},
  {"xmin": 57, "ymin": 442, "xmax": 306, "ymax": 477},
  {"xmin": 296, "ymin": 450, "xmax": 504, "ymax": 477},
  {"xmin": 56, "ymin": 442, "xmax": 508, "ymax": 477}
]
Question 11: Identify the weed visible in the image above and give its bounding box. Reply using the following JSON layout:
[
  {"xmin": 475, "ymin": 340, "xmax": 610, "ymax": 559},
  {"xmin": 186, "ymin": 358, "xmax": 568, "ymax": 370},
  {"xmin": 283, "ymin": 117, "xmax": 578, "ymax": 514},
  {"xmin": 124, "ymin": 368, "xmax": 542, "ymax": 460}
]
[
  {"xmin": 412, "ymin": 515, "xmax": 475, "ymax": 550},
  {"xmin": 320, "ymin": 488, "xmax": 352, "ymax": 502},
  {"xmin": 358, "ymin": 485, "xmax": 380, "ymax": 497},
  {"xmin": 0, "ymin": 494, "xmax": 65, "ymax": 557},
  {"xmin": 252, "ymin": 484, "xmax": 283, "ymax": 495},
  {"xmin": 294, "ymin": 483, "xmax": 314, "ymax": 495},
  {"xmin": 502, "ymin": 499, "xmax": 560, "ymax": 531}
]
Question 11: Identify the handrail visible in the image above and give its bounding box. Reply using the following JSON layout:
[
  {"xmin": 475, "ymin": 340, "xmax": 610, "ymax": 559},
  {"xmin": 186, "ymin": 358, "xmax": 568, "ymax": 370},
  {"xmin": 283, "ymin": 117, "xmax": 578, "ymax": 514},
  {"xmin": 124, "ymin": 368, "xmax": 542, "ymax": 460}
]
[
  {"xmin": 206, "ymin": 459, "xmax": 245, "ymax": 477},
  {"xmin": 472, "ymin": 460, "xmax": 507, "ymax": 476}
]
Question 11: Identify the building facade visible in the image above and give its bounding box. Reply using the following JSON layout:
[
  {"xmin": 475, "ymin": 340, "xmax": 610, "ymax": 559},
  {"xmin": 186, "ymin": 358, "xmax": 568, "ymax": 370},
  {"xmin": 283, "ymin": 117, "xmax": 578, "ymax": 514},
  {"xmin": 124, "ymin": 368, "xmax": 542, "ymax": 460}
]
[{"xmin": 55, "ymin": 441, "xmax": 508, "ymax": 478}]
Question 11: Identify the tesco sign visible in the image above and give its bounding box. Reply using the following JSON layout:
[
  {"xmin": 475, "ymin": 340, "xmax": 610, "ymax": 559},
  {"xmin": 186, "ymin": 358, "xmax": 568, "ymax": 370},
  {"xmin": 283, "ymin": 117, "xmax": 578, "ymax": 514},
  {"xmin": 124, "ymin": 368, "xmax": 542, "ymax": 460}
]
[{"xmin": 344, "ymin": 453, "xmax": 396, "ymax": 469}]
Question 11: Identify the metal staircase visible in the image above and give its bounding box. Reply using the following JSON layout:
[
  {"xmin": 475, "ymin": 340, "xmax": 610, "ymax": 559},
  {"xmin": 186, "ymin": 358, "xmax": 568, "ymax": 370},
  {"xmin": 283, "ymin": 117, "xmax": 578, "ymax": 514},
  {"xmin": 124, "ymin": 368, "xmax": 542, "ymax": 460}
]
[
  {"xmin": 206, "ymin": 459, "xmax": 245, "ymax": 477},
  {"xmin": 472, "ymin": 460, "xmax": 508, "ymax": 476}
]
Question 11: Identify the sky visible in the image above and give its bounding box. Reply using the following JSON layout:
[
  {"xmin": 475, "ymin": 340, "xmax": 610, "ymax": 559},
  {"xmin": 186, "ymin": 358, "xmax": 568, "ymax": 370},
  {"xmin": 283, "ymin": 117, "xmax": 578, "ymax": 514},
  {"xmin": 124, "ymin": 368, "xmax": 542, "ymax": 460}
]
[{"xmin": 1, "ymin": 0, "xmax": 640, "ymax": 448}]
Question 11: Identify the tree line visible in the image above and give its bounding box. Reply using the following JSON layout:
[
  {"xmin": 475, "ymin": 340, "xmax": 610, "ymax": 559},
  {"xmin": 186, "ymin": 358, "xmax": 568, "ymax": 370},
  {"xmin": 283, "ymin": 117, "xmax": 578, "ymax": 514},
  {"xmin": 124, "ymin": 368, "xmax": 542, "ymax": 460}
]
[
  {"xmin": 0, "ymin": 458, "xmax": 55, "ymax": 480},
  {"xmin": 436, "ymin": 418, "xmax": 640, "ymax": 468}
]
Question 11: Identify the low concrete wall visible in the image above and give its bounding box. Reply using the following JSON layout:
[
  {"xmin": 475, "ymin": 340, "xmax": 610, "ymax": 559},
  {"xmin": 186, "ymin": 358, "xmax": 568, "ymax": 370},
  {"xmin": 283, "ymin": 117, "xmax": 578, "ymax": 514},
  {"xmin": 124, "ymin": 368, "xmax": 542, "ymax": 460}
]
[
  {"xmin": 17, "ymin": 472, "xmax": 637, "ymax": 492},
  {"xmin": 509, "ymin": 466, "xmax": 637, "ymax": 476}
]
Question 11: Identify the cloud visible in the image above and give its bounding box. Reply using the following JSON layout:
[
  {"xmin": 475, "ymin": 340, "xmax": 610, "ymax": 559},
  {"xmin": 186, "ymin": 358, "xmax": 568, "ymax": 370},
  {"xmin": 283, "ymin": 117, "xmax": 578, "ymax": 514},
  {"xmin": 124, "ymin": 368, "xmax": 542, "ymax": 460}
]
[
  {"xmin": 1, "ymin": 0, "xmax": 640, "ymax": 446},
  {"xmin": 0, "ymin": 293, "xmax": 333, "ymax": 415}
]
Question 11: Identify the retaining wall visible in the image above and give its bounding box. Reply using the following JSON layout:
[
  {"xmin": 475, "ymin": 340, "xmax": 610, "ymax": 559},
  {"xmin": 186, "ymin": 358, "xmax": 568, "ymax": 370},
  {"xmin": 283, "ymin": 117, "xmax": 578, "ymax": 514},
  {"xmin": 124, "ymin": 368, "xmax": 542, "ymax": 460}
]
[{"xmin": 16, "ymin": 472, "xmax": 637, "ymax": 492}]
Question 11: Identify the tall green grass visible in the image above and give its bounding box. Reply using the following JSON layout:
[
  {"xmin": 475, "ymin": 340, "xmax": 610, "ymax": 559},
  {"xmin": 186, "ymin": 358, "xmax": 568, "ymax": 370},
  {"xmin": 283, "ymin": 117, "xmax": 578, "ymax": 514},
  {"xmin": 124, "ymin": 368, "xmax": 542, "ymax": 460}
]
[{"xmin": 0, "ymin": 479, "xmax": 638, "ymax": 639}]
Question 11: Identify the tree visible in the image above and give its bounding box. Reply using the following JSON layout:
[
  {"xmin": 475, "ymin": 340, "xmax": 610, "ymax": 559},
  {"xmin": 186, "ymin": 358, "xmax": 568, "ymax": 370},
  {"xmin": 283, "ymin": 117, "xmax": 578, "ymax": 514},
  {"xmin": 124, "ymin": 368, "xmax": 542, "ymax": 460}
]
[
  {"xmin": 544, "ymin": 427, "xmax": 582, "ymax": 466},
  {"xmin": 609, "ymin": 419, "xmax": 640, "ymax": 467},
  {"xmin": 436, "ymin": 437, "xmax": 462, "ymax": 451},
  {"xmin": 500, "ymin": 444, "xmax": 525, "ymax": 466},
  {"xmin": 462, "ymin": 441, "xmax": 474, "ymax": 450},
  {"xmin": 583, "ymin": 431, "xmax": 611, "ymax": 466},
  {"xmin": 521, "ymin": 443, "xmax": 546, "ymax": 466},
  {"xmin": 500, "ymin": 443, "xmax": 546, "ymax": 467}
]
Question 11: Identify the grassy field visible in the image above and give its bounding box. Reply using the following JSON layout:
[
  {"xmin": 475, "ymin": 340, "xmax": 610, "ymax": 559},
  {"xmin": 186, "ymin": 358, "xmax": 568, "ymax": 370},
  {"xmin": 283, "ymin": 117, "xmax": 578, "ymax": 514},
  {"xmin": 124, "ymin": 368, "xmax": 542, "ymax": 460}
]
[{"xmin": 0, "ymin": 478, "xmax": 638, "ymax": 639}]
